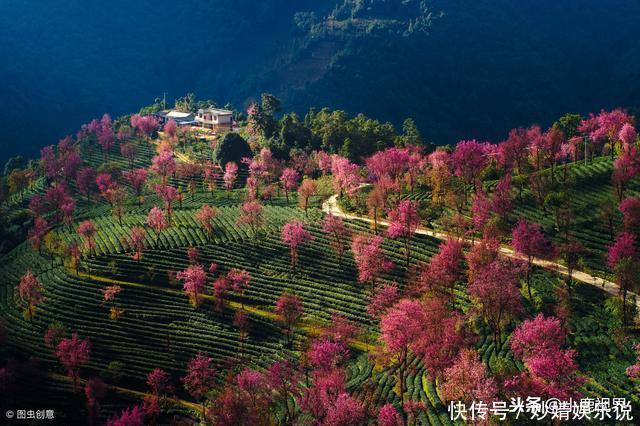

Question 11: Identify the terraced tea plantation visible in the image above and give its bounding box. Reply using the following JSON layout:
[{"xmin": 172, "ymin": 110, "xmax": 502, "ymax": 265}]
[
  {"xmin": 365, "ymin": 156, "xmax": 640, "ymax": 280},
  {"xmin": 3, "ymin": 198, "xmax": 637, "ymax": 423},
  {"xmin": 2, "ymin": 113, "xmax": 640, "ymax": 425}
]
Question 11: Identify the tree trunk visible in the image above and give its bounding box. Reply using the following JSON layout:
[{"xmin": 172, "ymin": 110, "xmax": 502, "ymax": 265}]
[
  {"xmin": 495, "ymin": 310, "xmax": 503, "ymax": 347},
  {"xmin": 405, "ymin": 237, "xmax": 411, "ymax": 269},
  {"xmin": 399, "ymin": 350, "xmax": 407, "ymax": 405},
  {"xmin": 623, "ymin": 288, "xmax": 628, "ymax": 326},
  {"xmin": 373, "ymin": 207, "xmax": 379, "ymax": 234},
  {"xmin": 526, "ymin": 261, "xmax": 533, "ymax": 301}
]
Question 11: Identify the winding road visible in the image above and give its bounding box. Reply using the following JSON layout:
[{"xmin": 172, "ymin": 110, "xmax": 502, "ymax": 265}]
[
  {"xmin": 170, "ymin": 144, "xmax": 638, "ymax": 313},
  {"xmin": 322, "ymin": 194, "xmax": 640, "ymax": 313}
]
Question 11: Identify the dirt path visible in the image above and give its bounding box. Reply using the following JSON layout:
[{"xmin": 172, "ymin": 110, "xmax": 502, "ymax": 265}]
[{"xmin": 322, "ymin": 194, "xmax": 640, "ymax": 312}]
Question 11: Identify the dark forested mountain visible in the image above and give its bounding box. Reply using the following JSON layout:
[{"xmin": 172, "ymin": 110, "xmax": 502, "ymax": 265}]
[{"xmin": 2, "ymin": 0, "xmax": 640, "ymax": 162}]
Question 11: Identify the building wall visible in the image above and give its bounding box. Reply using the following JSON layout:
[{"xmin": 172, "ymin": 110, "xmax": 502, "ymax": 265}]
[
  {"xmin": 217, "ymin": 114, "xmax": 232, "ymax": 124},
  {"xmin": 196, "ymin": 112, "xmax": 233, "ymax": 127}
]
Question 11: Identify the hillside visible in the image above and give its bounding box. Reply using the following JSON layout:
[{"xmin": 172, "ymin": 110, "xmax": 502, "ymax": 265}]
[
  {"xmin": 3, "ymin": 0, "xmax": 640, "ymax": 162},
  {"xmin": 2, "ymin": 104, "xmax": 640, "ymax": 424}
]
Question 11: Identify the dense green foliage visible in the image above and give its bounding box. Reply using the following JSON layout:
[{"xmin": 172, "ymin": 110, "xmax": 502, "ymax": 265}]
[
  {"xmin": 212, "ymin": 133, "xmax": 252, "ymax": 167},
  {"xmin": 256, "ymin": 106, "xmax": 407, "ymax": 161}
]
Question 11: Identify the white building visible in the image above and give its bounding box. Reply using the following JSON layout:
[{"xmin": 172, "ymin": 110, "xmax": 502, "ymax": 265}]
[
  {"xmin": 154, "ymin": 110, "xmax": 197, "ymax": 126},
  {"xmin": 195, "ymin": 108, "xmax": 234, "ymax": 131}
]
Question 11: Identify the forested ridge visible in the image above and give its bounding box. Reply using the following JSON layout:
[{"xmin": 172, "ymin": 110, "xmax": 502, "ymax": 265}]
[{"xmin": 3, "ymin": 0, "xmax": 640, "ymax": 161}]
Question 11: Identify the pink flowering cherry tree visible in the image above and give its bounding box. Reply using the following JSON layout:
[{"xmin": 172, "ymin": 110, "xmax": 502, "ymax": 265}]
[
  {"xmin": 619, "ymin": 197, "xmax": 640, "ymax": 232},
  {"xmin": 130, "ymin": 114, "xmax": 159, "ymax": 142},
  {"xmin": 181, "ymin": 353, "xmax": 217, "ymax": 416},
  {"xmin": 120, "ymin": 142, "xmax": 137, "ymax": 169},
  {"xmin": 626, "ymin": 343, "xmax": 640, "ymax": 380},
  {"xmin": 451, "ymin": 139, "xmax": 490, "ymax": 201},
  {"xmin": 177, "ymin": 265, "xmax": 207, "ymax": 307},
  {"xmin": 298, "ymin": 179, "xmax": 317, "ymax": 217},
  {"xmin": 379, "ymin": 299, "xmax": 426, "ymax": 404},
  {"xmin": 122, "ymin": 226, "xmax": 146, "ymax": 261},
  {"xmin": 17, "ymin": 271, "xmax": 44, "ymax": 322},
  {"xmin": 123, "ymin": 168, "xmax": 147, "ymax": 205},
  {"xmin": 77, "ymin": 220, "xmax": 98, "ymax": 257},
  {"xmin": 607, "ymin": 232, "xmax": 639, "ymax": 324},
  {"xmin": 321, "ymin": 213, "xmax": 351, "ymax": 267},
  {"xmin": 367, "ymin": 282, "xmax": 400, "ymax": 321},
  {"xmin": 195, "ymin": 204, "xmax": 219, "ymax": 239},
  {"xmin": 275, "ymin": 293, "xmax": 304, "ymax": 347},
  {"xmin": 506, "ymin": 314, "xmax": 584, "ymax": 400},
  {"xmin": 227, "ymin": 268, "xmax": 251, "ymax": 308},
  {"xmin": 420, "ymin": 238, "xmax": 464, "ymax": 306},
  {"xmin": 98, "ymin": 113, "xmax": 115, "ymax": 161},
  {"xmin": 280, "ymin": 167, "xmax": 300, "ymax": 203},
  {"xmin": 282, "ymin": 220, "xmax": 314, "ymax": 271},
  {"xmin": 237, "ymin": 200, "xmax": 264, "ymax": 239},
  {"xmin": 468, "ymin": 258, "xmax": 523, "ymax": 345},
  {"xmin": 150, "ymin": 149, "xmax": 176, "ymax": 186},
  {"xmin": 441, "ymin": 348, "xmax": 497, "ymax": 405},
  {"xmin": 147, "ymin": 368, "xmax": 174, "ymax": 397},
  {"xmin": 56, "ymin": 332, "xmax": 91, "ymax": 391},
  {"xmin": 146, "ymin": 206, "xmax": 168, "ymax": 244},
  {"xmin": 378, "ymin": 404, "xmax": 404, "ymax": 426},
  {"xmin": 223, "ymin": 161, "xmax": 239, "ymax": 196},
  {"xmin": 28, "ymin": 217, "xmax": 48, "ymax": 253},
  {"xmin": 351, "ymin": 234, "xmax": 393, "ymax": 286},
  {"xmin": 102, "ymin": 285, "xmax": 123, "ymax": 320},
  {"xmin": 512, "ymin": 219, "xmax": 554, "ymax": 300},
  {"xmin": 386, "ymin": 200, "xmax": 420, "ymax": 267}
]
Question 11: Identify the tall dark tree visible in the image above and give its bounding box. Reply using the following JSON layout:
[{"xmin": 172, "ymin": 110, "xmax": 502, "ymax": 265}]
[{"xmin": 212, "ymin": 133, "xmax": 252, "ymax": 168}]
